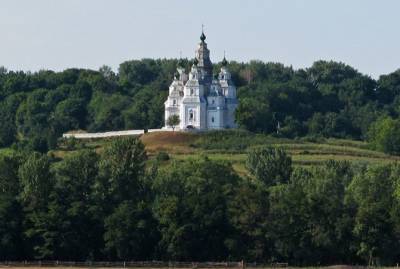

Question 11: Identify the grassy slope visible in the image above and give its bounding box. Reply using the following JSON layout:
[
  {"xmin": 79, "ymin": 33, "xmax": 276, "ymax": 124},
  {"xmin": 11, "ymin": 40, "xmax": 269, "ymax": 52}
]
[{"xmin": 52, "ymin": 131, "xmax": 400, "ymax": 177}]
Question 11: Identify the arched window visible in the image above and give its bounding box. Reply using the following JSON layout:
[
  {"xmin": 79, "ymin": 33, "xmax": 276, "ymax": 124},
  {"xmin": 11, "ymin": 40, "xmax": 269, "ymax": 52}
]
[
  {"xmin": 173, "ymin": 99, "xmax": 176, "ymax": 106},
  {"xmin": 189, "ymin": 109, "xmax": 194, "ymax": 121},
  {"xmin": 211, "ymin": 116, "xmax": 215, "ymax": 123},
  {"xmin": 212, "ymin": 99, "xmax": 215, "ymax": 105},
  {"xmin": 190, "ymin": 89, "xmax": 194, "ymax": 95}
]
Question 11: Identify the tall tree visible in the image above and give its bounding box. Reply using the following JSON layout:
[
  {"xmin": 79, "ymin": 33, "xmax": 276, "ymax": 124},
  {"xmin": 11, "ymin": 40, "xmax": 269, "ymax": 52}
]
[{"xmin": 246, "ymin": 146, "xmax": 292, "ymax": 186}]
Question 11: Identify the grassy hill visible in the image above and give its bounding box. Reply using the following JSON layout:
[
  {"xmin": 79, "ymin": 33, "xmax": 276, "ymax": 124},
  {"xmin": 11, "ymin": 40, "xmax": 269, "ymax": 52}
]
[{"xmin": 53, "ymin": 130, "xmax": 400, "ymax": 177}]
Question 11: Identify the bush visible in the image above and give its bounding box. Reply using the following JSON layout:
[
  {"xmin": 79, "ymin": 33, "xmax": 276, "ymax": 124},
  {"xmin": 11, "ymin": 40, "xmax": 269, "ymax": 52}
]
[
  {"xmin": 65, "ymin": 137, "xmax": 78, "ymax": 150},
  {"xmin": 156, "ymin": 151, "xmax": 170, "ymax": 161}
]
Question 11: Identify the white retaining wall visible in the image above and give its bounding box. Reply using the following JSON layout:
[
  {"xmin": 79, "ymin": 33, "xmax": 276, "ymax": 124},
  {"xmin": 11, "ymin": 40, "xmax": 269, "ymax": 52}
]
[{"xmin": 63, "ymin": 128, "xmax": 172, "ymax": 139}]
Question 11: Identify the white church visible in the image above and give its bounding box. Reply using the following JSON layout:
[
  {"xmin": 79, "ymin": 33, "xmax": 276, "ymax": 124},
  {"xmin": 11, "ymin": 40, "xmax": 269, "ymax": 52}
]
[{"xmin": 164, "ymin": 31, "xmax": 238, "ymax": 131}]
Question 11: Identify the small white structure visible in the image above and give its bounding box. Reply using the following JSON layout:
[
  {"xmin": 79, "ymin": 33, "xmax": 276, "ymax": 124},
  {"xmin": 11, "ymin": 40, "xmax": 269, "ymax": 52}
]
[{"xmin": 164, "ymin": 31, "xmax": 238, "ymax": 131}]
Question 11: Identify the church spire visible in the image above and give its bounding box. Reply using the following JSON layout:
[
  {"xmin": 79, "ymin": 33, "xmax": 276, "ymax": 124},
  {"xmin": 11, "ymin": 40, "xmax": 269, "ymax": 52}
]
[
  {"xmin": 196, "ymin": 24, "xmax": 212, "ymax": 84},
  {"xmin": 222, "ymin": 51, "xmax": 228, "ymax": 67},
  {"xmin": 177, "ymin": 51, "xmax": 185, "ymax": 68}
]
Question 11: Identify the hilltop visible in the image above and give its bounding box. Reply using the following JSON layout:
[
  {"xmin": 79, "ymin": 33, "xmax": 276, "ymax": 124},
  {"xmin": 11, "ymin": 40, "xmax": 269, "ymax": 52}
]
[{"xmin": 54, "ymin": 130, "xmax": 400, "ymax": 177}]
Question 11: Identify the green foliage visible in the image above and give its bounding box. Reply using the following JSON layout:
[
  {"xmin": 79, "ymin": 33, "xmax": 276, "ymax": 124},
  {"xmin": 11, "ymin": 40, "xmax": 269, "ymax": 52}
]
[
  {"xmin": 166, "ymin": 114, "xmax": 180, "ymax": 130},
  {"xmin": 0, "ymin": 152, "xmax": 24, "ymax": 259},
  {"xmin": 153, "ymin": 157, "xmax": 239, "ymax": 260},
  {"xmin": 368, "ymin": 117, "xmax": 400, "ymax": 155},
  {"xmin": 17, "ymin": 152, "xmax": 53, "ymax": 259},
  {"xmin": 156, "ymin": 151, "xmax": 170, "ymax": 161},
  {"xmin": 1, "ymin": 138, "xmax": 400, "ymax": 263},
  {"xmin": 43, "ymin": 150, "xmax": 101, "ymax": 260},
  {"xmin": 346, "ymin": 164, "xmax": 400, "ymax": 265},
  {"xmin": 193, "ymin": 129, "xmax": 287, "ymax": 152},
  {"xmin": 18, "ymin": 152, "xmax": 53, "ymax": 210},
  {"xmin": 98, "ymin": 137, "xmax": 147, "ymax": 204},
  {"xmin": 104, "ymin": 200, "xmax": 158, "ymax": 260},
  {"xmin": 98, "ymin": 137, "xmax": 157, "ymax": 260},
  {"xmin": 0, "ymin": 58, "xmax": 400, "ymax": 149},
  {"xmin": 227, "ymin": 178, "xmax": 269, "ymax": 260},
  {"xmin": 267, "ymin": 161, "xmax": 356, "ymax": 265},
  {"xmin": 235, "ymin": 97, "xmax": 273, "ymax": 132},
  {"xmin": 246, "ymin": 146, "xmax": 292, "ymax": 186},
  {"xmin": 88, "ymin": 92, "xmax": 130, "ymax": 132},
  {"xmin": 2, "ymin": 57, "xmax": 400, "ymax": 263}
]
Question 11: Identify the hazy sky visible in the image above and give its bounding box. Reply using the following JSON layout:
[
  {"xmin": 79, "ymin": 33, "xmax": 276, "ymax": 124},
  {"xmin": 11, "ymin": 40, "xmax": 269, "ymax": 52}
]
[{"xmin": 1, "ymin": 0, "xmax": 399, "ymax": 78}]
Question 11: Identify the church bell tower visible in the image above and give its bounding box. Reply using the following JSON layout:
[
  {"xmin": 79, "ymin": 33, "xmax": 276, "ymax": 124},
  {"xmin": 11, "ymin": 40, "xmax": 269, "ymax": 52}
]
[{"xmin": 195, "ymin": 29, "xmax": 213, "ymax": 85}]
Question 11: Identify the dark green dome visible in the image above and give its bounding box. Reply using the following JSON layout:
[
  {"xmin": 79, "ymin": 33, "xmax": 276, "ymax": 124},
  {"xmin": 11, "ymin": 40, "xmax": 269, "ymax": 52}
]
[{"xmin": 200, "ymin": 32, "xmax": 206, "ymax": 42}]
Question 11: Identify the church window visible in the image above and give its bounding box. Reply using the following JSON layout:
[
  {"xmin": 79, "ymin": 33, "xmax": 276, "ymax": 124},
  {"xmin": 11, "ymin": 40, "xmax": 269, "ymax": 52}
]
[
  {"xmin": 211, "ymin": 117, "xmax": 215, "ymax": 123},
  {"xmin": 189, "ymin": 109, "xmax": 194, "ymax": 121},
  {"xmin": 173, "ymin": 99, "xmax": 176, "ymax": 106},
  {"xmin": 190, "ymin": 89, "xmax": 194, "ymax": 95},
  {"xmin": 212, "ymin": 99, "xmax": 215, "ymax": 105}
]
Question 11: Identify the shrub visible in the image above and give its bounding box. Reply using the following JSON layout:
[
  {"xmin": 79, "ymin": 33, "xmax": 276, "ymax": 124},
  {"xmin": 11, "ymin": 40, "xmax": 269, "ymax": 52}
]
[{"xmin": 156, "ymin": 151, "xmax": 170, "ymax": 161}]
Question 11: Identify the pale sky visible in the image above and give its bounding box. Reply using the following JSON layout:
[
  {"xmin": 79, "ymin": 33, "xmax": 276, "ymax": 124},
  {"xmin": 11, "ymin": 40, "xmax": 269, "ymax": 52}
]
[{"xmin": 1, "ymin": 0, "xmax": 399, "ymax": 78}]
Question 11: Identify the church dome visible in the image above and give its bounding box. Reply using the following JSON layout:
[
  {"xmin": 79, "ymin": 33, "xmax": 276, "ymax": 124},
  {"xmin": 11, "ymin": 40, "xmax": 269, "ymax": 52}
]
[{"xmin": 200, "ymin": 31, "xmax": 206, "ymax": 42}]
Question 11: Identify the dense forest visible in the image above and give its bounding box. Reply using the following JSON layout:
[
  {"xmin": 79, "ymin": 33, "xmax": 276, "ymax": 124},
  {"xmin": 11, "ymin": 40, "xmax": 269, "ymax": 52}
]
[
  {"xmin": 1, "ymin": 59, "xmax": 400, "ymax": 153},
  {"xmin": 1, "ymin": 136, "xmax": 400, "ymax": 265}
]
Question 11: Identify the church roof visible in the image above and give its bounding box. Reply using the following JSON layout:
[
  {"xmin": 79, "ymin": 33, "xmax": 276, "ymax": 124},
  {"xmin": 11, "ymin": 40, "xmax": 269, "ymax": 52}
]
[{"xmin": 200, "ymin": 31, "xmax": 206, "ymax": 42}]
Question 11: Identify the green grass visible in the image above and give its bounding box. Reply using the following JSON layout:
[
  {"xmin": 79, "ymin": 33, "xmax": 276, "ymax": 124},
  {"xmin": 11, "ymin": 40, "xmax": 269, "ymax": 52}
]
[
  {"xmin": 0, "ymin": 147, "xmax": 17, "ymax": 156},
  {"xmin": 50, "ymin": 130, "xmax": 400, "ymax": 177}
]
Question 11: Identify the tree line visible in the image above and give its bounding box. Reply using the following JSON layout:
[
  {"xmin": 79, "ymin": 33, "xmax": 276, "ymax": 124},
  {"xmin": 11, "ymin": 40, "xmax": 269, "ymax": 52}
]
[
  {"xmin": 1, "ymin": 136, "xmax": 400, "ymax": 265},
  {"xmin": 2, "ymin": 59, "xmax": 400, "ymax": 153}
]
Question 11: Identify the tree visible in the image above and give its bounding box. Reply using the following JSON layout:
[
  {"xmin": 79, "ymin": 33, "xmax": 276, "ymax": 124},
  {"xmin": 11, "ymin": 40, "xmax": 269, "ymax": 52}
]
[
  {"xmin": 235, "ymin": 97, "xmax": 273, "ymax": 133},
  {"xmin": 18, "ymin": 152, "xmax": 53, "ymax": 211},
  {"xmin": 98, "ymin": 137, "xmax": 147, "ymax": 204},
  {"xmin": 153, "ymin": 157, "xmax": 239, "ymax": 260},
  {"xmin": 166, "ymin": 114, "xmax": 180, "ymax": 131},
  {"xmin": 246, "ymin": 146, "xmax": 292, "ymax": 186},
  {"xmin": 38, "ymin": 150, "xmax": 102, "ymax": 260},
  {"xmin": 104, "ymin": 200, "xmax": 158, "ymax": 260},
  {"xmin": 368, "ymin": 117, "xmax": 400, "ymax": 155},
  {"xmin": 346, "ymin": 164, "xmax": 399, "ymax": 265},
  {"xmin": 0, "ymin": 152, "xmax": 24, "ymax": 260},
  {"xmin": 267, "ymin": 168, "xmax": 313, "ymax": 264},
  {"xmin": 88, "ymin": 92, "xmax": 130, "ymax": 132},
  {"xmin": 98, "ymin": 137, "xmax": 157, "ymax": 259},
  {"xmin": 53, "ymin": 97, "xmax": 87, "ymax": 132},
  {"xmin": 227, "ymin": 178, "xmax": 270, "ymax": 260},
  {"xmin": 18, "ymin": 152, "xmax": 54, "ymax": 259}
]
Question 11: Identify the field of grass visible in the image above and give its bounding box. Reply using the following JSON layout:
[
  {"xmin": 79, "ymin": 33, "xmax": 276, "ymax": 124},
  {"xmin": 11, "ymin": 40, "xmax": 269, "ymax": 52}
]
[{"xmin": 49, "ymin": 130, "xmax": 400, "ymax": 177}]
